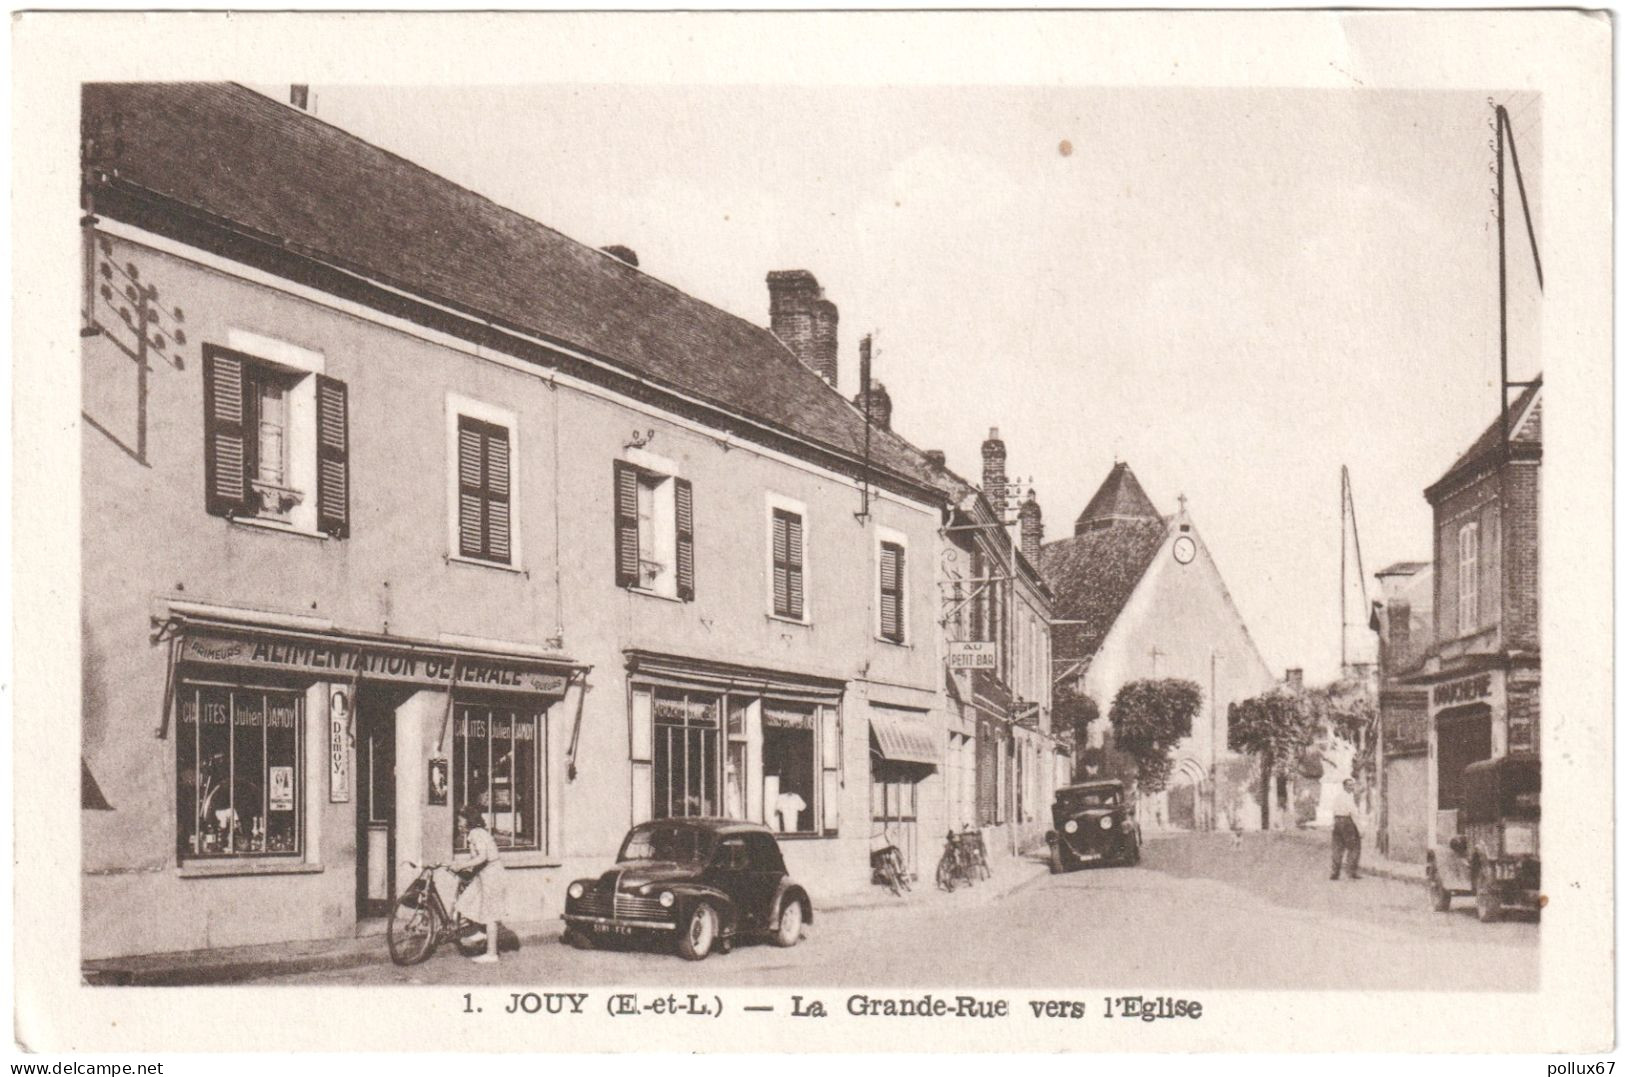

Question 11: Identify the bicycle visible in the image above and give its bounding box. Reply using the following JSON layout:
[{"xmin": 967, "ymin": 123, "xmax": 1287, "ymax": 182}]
[
  {"xmin": 870, "ymin": 825, "xmax": 912, "ymax": 897},
  {"xmin": 934, "ymin": 830, "xmax": 975, "ymax": 892},
  {"xmin": 387, "ymin": 861, "xmax": 489, "ymax": 966},
  {"xmin": 960, "ymin": 824, "xmax": 992, "ymax": 882}
]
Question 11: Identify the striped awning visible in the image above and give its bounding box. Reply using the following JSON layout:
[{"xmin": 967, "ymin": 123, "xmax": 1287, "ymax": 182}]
[{"xmin": 870, "ymin": 708, "xmax": 941, "ymax": 766}]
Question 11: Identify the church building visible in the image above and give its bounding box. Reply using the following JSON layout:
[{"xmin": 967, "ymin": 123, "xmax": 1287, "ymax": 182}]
[{"xmin": 1040, "ymin": 463, "xmax": 1277, "ymax": 830}]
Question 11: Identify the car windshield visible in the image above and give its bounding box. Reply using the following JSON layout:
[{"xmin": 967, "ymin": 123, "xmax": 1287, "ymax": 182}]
[
  {"xmin": 618, "ymin": 824, "xmax": 715, "ymax": 863},
  {"xmin": 1059, "ymin": 788, "xmax": 1118, "ymax": 810}
]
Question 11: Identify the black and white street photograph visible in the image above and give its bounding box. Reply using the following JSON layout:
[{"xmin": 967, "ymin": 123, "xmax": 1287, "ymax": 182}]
[{"xmin": 11, "ymin": 9, "xmax": 1613, "ymax": 1059}]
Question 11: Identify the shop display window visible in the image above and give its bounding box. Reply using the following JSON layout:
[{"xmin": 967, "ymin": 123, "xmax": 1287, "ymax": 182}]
[
  {"xmin": 652, "ymin": 689, "xmax": 721, "ymax": 819},
  {"xmin": 454, "ymin": 702, "xmax": 542, "ymax": 851},
  {"xmin": 176, "ymin": 683, "xmax": 302, "ymax": 858},
  {"xmin": 762, "ymin": 702, "xmax": 816, "ymax": 834}
]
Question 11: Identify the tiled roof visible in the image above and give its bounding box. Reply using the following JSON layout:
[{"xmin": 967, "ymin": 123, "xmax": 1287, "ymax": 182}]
[
  {"xmin": 82, "ymin": 82, "xmax": 940, "ymax": 496},
  {"xmin": 1074, "ymin": 462, "xmax": 1160, "ymax": 534},
  {"xmin": 1039, "ymin": 517, "xmax": 1168, "ymax": 665},
  {"xmin": 1425, "ymin": 377, "xmax": 1542, "ymax": 499}
]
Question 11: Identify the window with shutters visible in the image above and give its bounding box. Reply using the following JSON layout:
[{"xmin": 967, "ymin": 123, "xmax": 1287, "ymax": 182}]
[
  {"xmin": 765, "ymin": 495, "xmax": 808, "ymax": 622},
  {"xmin": 446, "ymin": 395, "xmax": 519, "ymax": 568},
  {"xmin": 1458, "ymin": 521, "xmax": 1479, "ymax": 634},
  {"xmin": 202, "ymin": 341, "xmax": 347, "ymax": 537},
  {"xmin": 614, "ymin": 456, "xmax": 693, "ymax": 601},
  {"xmin": 876, "ymin": 528, "xmax": 908, "ymax": 644}
]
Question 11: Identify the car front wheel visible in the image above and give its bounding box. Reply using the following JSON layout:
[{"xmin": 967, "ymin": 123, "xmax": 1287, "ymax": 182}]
[
  {"xmin": 677, "ymin": 901, "xmax": 719, "ymax": 961},
  {"xmin": 1475, "ymin": 874, "xmax": 1502, "ymax": 923},
  {"xmin": 773, "ymin": 899, "xmax": 805, "ymax": 948},
  {"xmin": 1428, "ymin": 875, "xmax": 1451, "ymax": 912}
]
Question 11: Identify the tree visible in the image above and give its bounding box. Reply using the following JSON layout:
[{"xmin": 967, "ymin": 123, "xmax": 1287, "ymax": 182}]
[
  {"xmin": 1309, "ymin": 677, "xmax": 1378, "ymax": 787},
  {"xmin": 1051, "ymin": 682, "xmax": 1099, "ymax": 757},
  {"xmin": 1108, "ymin": 679, "xmax": 1203, "ymax": 793},
  {"xmin": 1227, "ymin": 689, "xmax": 1320, "ymax": 830}
]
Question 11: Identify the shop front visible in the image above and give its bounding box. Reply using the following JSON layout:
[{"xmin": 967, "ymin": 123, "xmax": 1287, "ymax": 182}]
[
  {"xmin": 88, "ymin": 611, "xmax": 585, "ymax": 959},
  {"xmin": 868, "ymin": 705, "xmax": 941, "ymax": 879},
  {"xmin": 1424, "ymin": 666, "xmax": 1506, "ymax": 849}
]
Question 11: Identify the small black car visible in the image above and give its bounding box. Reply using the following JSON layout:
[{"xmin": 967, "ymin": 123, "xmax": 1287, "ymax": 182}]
[
  {"xmin": 1045, "ymin": 779, "xmax": 1140, "ymax": 872},
  {"xmin": 560, "ymin": 819, "xmax": 812, "ymax": 960}
]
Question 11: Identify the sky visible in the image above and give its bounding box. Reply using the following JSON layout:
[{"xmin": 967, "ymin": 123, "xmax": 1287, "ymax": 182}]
[{"xmin": 292, "ymin": 85, "xmax": 1543, "ymax": 684}]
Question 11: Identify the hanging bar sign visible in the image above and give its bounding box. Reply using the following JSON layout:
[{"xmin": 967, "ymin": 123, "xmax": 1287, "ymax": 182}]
[{"xmin": 329, "ymin": 687, "xmax": 352, "ymax": 803}]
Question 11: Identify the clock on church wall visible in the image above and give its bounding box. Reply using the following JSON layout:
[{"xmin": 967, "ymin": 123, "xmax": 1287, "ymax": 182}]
[{"xmin": 1172, "ymin": 535, "xmax": 1196, "ymax": 565}]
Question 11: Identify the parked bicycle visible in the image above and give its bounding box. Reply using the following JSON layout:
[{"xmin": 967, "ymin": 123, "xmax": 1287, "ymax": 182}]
[
  {"xmin": 959, "ymin": 824, "xmax": 992, "ymax": 882},
  {"xmin": 388, "ymin": 860, "xmax": 488, "ymax": 966},
  {"xmin": 870, "ymin": 825, "xmax": 912, "ymax": 897},
  {"xmin": 935, "ymin": 830, "xmax": 977, "ymax": 892}
]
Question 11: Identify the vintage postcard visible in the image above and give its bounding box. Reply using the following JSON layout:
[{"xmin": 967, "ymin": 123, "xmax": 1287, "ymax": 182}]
[{"xmin": 10, "ymin": 9, "xmax": 1614, "ymax": 1057}]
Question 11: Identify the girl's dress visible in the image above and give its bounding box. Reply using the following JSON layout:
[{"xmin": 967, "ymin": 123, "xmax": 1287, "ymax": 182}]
[{"xmin": 454, "ymin": 825, "xmax": 507, "ymax": 926}]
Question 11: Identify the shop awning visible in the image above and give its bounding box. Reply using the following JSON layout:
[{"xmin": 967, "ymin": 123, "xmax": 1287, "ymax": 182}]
[{"xmin": 870, "ymin": 708, "xmax": 941, "ymax": 766}]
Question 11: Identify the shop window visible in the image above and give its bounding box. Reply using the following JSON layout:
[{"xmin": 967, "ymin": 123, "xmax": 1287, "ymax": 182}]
[
  {"xmin": 176, "ymin": 684, "xmax": 303, "ymax": 859},
  {"xmin": 870, "ymin": 761, "xmax": 919, "ymax": 823},
  {"xmin": 652, "ymin": 689, "xmax": 720, "ymax": 818},
  {"xmin": 453, "ymin": 702, "xmax": 542, "ymax": 851},
  {"xmin": 614, "ymin": 461, "xmax": 694, "ymax": 600},
  {"xmin": 725, "ymin": 696, "xmax": 749, "ymax": 820},
  {"xmin": 202, "ymin": 343, "xmax": 349, "ymax": 537},
  {"xmin": 763, "ymin": 702, "xmax": 817, "ymax": 834}
]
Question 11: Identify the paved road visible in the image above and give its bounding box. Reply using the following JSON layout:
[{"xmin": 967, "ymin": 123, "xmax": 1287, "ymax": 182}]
[{"xmin": 266, "ymin": 831, "xmax": 1537, "ymax": 991}]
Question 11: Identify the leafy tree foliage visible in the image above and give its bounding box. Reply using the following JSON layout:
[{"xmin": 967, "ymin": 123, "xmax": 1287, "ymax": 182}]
[
  {"xmin": 1108, "ymin": 678, "xmax": 1202, "ymax": 792},
  {"xmin": 1052, "ymin": 682, "xmax": 1100, "ymax": 756},
  {"xmin": 1227, "ymin": 688, "xmax": 1320, "ymax": 829}
]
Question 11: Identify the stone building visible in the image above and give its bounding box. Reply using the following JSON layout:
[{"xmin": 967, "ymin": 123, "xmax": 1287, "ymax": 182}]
[
  {"xmin": 1372, "ymin": 561, "xmax": 1433, "ymax": 862},
  {"xmin": 79, "ymin": 82, "xmax": 950, "ymax": 962}
]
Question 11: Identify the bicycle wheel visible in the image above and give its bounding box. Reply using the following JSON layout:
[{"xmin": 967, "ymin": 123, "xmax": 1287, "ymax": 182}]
[
  {"xmin": 892, "ymin": 850, "xmax": 912, "ymax": 892},
  {"xmin": 935, "ymin": 852, "xmax": 958, "ymax": 892},
  {"xmin": 880, "ymin": 859, "xmax": 903, "ymax": 897},
  {"xmin": 387, "ymin": 890, "xmax": 440, "ymax": 966}
]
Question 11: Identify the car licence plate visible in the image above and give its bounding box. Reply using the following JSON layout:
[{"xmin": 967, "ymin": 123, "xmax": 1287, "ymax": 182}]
[{"xmin": 592, "ymin": 922, "xmax": 635, "ymax": 936}]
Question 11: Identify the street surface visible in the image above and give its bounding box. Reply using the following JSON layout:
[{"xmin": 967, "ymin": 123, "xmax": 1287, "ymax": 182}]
[{"xmin": 266, "ymin": 832, "xmax": 1537, "ymax": 991}]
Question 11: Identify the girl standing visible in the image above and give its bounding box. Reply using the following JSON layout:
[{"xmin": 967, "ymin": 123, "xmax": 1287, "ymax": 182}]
[{"xmin": 453, "ymin": 802, "xmax": 507, "ymax": 964}]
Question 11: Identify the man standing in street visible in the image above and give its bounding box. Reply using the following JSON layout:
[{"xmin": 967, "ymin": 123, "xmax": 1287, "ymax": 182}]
[{"xmin": 1330, "ymin": 777, "xmax": 1364, "ymax": 880}]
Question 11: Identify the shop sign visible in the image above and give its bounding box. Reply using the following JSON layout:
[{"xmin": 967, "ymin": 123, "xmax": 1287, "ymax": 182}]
[
  {"xmin": 763, "ymin": 703, "xmax": 815, "ymax": 730},
  {"xmin": 947, "ymin": 641, "xmax": 997, "ymax": 670},
  {"xmin": 180, "ymin": 630, "xmax": 569, "ymax": 696},
  {"xmin": 1431, "ymin": 673, "xmax": 1495, "ymax": 709},
  {"xmin": 329, "ymin": 687, "xmax": 352, "ymax": 803}
]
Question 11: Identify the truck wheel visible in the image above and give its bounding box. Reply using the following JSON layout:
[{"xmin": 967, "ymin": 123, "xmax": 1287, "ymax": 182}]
[
  {"xmin": 562, "ymin": 928, "xmax": 594, "ymax": 950},
  {"xmin": 677, "ymin": 901, "xmax": 718, "ymax": 961},
  {"xmin": 1124, "ymin": 836, "xmax": 1141, "ymax": 867},
  {"xmin": 1049, "ymin": 845, "xmax": 1064, "ymax": 874},
  {"xmin": 1475, "ymin": 874, "xmax": 1502, "ymax": 923},
  {"xmin": 1428, "ymin": 876, "xmax": 1451, "ymax": 912}
]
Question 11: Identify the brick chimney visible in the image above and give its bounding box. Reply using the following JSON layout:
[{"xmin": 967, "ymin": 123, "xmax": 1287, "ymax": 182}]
[
  {"xmin": 923, "ymin": 450, "xmax": 947, "ymax": 472},
  {"xmin": 289, "ymin": 85, "xmax": 310, "ymax": 110},
  {"xmin": 1385, "ymin": 599, "xmax": 1412, "ymax": 671},
  {"xmin": 767, "ymin": 270, "xmax": 839, "ymax": 386},
  {"xmin": 981, "ymin": 427, "xmax": 1007, "ymax": 520},
  {"xmin": 854, "ymin": 383, "xmax": 892, "ymax": 430},
  {"xmin": 1018, "ymin": 489, "xmax": 1043, "ymax": 563}
]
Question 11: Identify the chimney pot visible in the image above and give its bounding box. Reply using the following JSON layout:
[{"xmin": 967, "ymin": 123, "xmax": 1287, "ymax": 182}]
[
  {"xmin": 854, "ymin": 381, "xmax": 892, "ymax": 431},
  {"xmin": 767, "ymin": 270, "xmax": 838, "ymax": 387},
  {"xmin": 1019, "ymin": 490, "xmax": 1044, "ymax": 564},
  {"xmin": 1285, "ymin": 668, "xmax": 1304, "ymax": 691},
  {"xmin": 981, "ymin": 428, "xmax": 1008, "ymax": 520}
]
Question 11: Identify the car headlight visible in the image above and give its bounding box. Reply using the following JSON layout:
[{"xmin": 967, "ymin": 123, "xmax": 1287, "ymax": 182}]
[
  {"xmin": 658, "ymin": 890, "xmax": 676, "ymax": 908},
  {"xmin": 1100, "ymin": 816, "xmax": 1114, "ymax": 830},
  {"xmin": 1063, "ymin": 820, "xmax": 1078, "ymax": 834},
  {"xmin": 568, "ymin": 882, "xmax": 585, "ymax": 900}
]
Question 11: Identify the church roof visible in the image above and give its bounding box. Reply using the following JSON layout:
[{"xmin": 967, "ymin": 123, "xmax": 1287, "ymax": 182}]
[
  {"xmin": 1039, "ymin": 516, "xmax": 1168, "ymax": 666},
  {"xmin": 1074, "ymin": 462, "xmax": 1161, "ymax": 534}
]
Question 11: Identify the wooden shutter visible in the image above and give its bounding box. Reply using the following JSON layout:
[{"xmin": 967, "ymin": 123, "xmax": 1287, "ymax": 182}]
[
  {"xmin": 674, "ymin": 478, "xmax": 695, "ymax": 601},
  {"xmin": 771, "ymin": 509, "xmax": 804, "ymax": 619},
  {"xmin": 819, "ymin": 705, "xmax": 840, "ymax": 833},
  {"xmin": 457, "ymin": 417, "xmax": 486, "ymax": 559},
  {"xmin": 315, "ymin": 375, "xmax": 349, "ymax": 538},
  {"xmin": 457, "ymin": 417, "xmax": 510, "ymax": 563},
  {"xmin": 202, "ymin": 346, "xmax": 250, "ymax": 517},
  {"xmin": 772, "ymin": 511, "xmax": 790, "ymax": 616},
  {"xmin": 879, "ymin": 541, "xmax": 904, "ymax": 642},
  {"xmin": 613, "ymin": 461, "xmax": 639, "ymax": 588},
  {"xmin": 484, "ymin": 425, "xmax": 511, "ymax": 563},
  {"xmin": 785, "ymin": 513, "xmax": 804, "ymax": 620}
]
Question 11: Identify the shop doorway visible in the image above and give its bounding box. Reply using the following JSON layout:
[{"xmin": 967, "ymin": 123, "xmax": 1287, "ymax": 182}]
[
  {"xmin": 1435, "ymin": 704, "xmax": 1493, "ymax": 837},
  {"xmin": 356, "ymin": 685, "xmax": 411, "ymax": 919}
]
